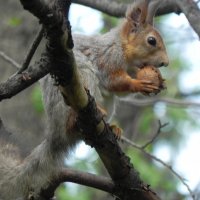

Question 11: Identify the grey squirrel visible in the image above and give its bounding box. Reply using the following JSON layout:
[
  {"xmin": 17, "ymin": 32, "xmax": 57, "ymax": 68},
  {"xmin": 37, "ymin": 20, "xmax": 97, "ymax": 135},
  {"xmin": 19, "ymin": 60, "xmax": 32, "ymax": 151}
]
[{"xmin": 0, "ymin": 0, "xmax": 168, "ymax": 199}]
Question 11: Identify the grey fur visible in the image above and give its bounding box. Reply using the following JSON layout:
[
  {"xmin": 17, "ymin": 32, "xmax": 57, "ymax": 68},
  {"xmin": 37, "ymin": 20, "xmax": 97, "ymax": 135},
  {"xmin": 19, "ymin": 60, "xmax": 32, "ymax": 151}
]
[
  {"xmin": 0, "ymin": 44, "xmax": 103, "ymax": 200},
  {"xmin": 73, "ymin": 26, "xmax": 126, "ymax": 89}
]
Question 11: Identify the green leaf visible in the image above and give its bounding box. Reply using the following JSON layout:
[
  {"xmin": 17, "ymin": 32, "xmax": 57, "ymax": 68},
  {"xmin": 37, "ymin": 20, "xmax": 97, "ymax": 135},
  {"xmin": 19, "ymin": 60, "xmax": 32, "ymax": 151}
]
[
  {"xmin": 30, "ymin": 85, "xmax": 44, "ymax": 114},
  {"xmin": 100, "ymin": 14, "xmax": 119, "ymax": 33},
  {"xmin": 7, "ymin": 17, "xmax": 22, "ymax": 27}
]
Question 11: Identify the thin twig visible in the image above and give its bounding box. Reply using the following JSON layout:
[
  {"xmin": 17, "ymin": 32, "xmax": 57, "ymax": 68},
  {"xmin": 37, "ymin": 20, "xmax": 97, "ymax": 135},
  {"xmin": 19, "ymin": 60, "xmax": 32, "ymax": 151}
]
[
  {"xmin": 0, "ymin": 51, "xmax": 20, "ymax": 69},
  {"xmin": 180, "ymin": 90, "xmax": 200, "ymax": 97},
  {"xmin": 121, "ymin": 136, "xmax": 195, "ymax": 200},
  {"xmin": 17, "ymin": 26, "xmax": 44, "ymax": 74},
  {"xmin": 121, "ymin": 96, "xmax": 200, "ymax": 108},
  {"xmin": 141, "ymin": 120, "xmax": 169, "ymax": 149}
]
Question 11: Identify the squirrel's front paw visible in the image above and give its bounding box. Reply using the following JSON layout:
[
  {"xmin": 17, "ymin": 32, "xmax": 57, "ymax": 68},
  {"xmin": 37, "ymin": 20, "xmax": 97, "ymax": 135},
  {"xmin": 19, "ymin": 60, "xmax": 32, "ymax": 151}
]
[
  {"xmin": 110, "ymin": 124, "xmax": 123, "ymax": 140},
  {"xmin": 131, "ymin": 79, "xmax": 160, "ymax": 95}
]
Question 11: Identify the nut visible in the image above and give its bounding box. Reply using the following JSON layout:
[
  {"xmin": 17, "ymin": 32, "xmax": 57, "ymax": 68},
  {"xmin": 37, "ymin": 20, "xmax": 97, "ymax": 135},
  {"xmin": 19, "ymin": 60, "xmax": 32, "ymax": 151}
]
[{"xmin": 136, "ymin": 65, "xmax": 165, "ymax": 89}]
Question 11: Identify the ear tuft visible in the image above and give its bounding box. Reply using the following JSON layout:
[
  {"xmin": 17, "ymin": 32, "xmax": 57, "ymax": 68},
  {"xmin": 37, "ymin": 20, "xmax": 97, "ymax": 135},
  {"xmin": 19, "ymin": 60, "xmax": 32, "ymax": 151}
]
[
  {"xmin": 126, "ymin": 0, "xmax": 149, "ymax": 25},
  {"xmin": 126, "ymin": 6, "xmax": 142, "ymax": 23},
  {"xmin": 146, "ymin": 0, "xmax": 161, "ymax": 25}
]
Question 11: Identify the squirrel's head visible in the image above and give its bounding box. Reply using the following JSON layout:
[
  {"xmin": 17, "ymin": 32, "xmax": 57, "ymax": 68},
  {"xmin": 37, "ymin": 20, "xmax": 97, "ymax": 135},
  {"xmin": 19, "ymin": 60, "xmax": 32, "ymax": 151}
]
[{"xmin": 121, "ymin": 0, "xmax": 169, "ymax": 68}]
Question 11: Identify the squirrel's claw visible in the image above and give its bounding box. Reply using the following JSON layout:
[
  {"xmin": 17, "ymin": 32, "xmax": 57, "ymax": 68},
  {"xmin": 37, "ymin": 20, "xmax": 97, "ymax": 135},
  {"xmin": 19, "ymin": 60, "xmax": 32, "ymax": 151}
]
[{"xmin": 110, "ymin": 124, "xmax": 123, "ymax": 140}]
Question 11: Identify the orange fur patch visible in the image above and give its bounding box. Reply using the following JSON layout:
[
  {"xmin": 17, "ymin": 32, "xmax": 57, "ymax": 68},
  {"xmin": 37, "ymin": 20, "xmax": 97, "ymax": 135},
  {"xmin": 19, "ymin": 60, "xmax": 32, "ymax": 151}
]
[{"xmin": 109, "ymin": 69, "xmax": 133, "ymax": 92}]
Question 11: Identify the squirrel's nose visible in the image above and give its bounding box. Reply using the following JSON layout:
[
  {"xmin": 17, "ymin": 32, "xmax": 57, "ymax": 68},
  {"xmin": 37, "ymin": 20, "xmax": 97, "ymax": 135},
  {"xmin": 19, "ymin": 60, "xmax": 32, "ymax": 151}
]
[
  {"xmin": 160, "ymin": 55, "xmax": 169, "ymax": 67},
  {"xmin": 159, "ymin": 61, "xmax": 169, "ymax": 67}
]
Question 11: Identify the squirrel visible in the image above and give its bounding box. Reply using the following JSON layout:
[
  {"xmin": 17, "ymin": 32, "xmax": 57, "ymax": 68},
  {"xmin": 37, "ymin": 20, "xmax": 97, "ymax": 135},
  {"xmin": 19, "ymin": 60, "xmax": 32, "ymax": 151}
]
[
  {"xmin": 0, "ymin": 0, "xmax": 169, "ymax": 199},
  {"xmin": 73, "ymin": 1, "xmax": 168, "ymax": 94},
  {"xmin": 72, "ymin": 0, "xmax": 168, "ymax": 120}
]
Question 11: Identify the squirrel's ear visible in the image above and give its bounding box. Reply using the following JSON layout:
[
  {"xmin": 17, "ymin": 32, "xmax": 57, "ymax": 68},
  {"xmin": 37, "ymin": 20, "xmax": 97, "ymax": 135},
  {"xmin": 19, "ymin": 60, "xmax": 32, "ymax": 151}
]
[
  {"xmin": 146, "ymin": 0, "xmax": 161, "ymax": 25},
  {"xmin": 126, "ymin": 0, "xmax": 149, "ymax": 29}
]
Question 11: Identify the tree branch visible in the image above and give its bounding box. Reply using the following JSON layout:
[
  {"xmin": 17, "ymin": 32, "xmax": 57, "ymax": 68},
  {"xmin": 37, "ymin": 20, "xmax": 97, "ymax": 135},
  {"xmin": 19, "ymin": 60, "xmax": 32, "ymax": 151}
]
[
  {"xmin": 41, "ymin": 168, "xmax": 115, "ymax": 199},
  {"xmin": 0, "ymin": 55, "xmax": 50, "ymax": 101},
  {"xmin": 72, "ymin": 0, "xmax": 127, "ymax": 17},
  {"xmin": 175, "ymin": 0, "xmax": 200, "ymax": 39},
  {"xmin": 121, "ymin": 96, "xmax": 200, "ymax": 108},
  {"xmin": 0, "ymin": 0, "xmax": 69, "ymax": 102},
  {"xmin": 141, "ymin": 120, "xmax": 169, "ymax": 149},
  {"xmin": 59, "ymin": 168, "xmax": 114, "ymax": 193},
  {"xmin": 0, "ymin": 50, "xmax": 20, "ymax": 69},
  {"xmin": 121, "ymin": 136, "xmax": 195, "ymax": 200},
  {"xmin": 72, "ymin": 0, "xmax": 181, "ymax": 17},
  {"xmin": 17, "ymin": 26, "xmax": 44, "ymax": 74}
]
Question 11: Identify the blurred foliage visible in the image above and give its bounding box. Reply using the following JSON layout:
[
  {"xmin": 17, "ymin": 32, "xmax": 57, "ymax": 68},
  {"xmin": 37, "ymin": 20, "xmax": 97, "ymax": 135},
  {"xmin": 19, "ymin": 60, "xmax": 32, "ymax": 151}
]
[
  {"xmin": 30, "ymin": 85, "xmax": 44, "ymax": 114},
  {"xmin": 7, "ymin": 17, "xmax": 22, "ymax": 27},
  {"xmin": 127, "ymin": 148, "xmax": 179, "ymax": 197},
  {"xmin": 100, "ymin": 14, "xmax": 119, "ymax": 33},
  {"xmin": 56, "ymin": 184, "xmax": 93, "ymax": 200}
]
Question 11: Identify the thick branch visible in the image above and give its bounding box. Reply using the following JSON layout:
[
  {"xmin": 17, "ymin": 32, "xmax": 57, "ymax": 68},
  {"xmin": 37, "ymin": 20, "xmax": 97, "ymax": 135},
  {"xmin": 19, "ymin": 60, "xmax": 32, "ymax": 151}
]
[
  {"xmin": 41, "ymin": 168, "xmax": 114, "ymax": 199},
  {"xmin": 175, "ymin": 0, "xmax": 200, "ymax": 39},
  {"xmin": 75, "ymin": 92, "xmax": 160, "ymax": 200},
  {"xmin": 58, "ymin": 168, "xmax": 114, "ymax": 192},
  {"xmin": 20, "ymin": 0, "xmax": 51, "ymax": 22},
  {"xmin": 72, "ymin": 0, "xmax": 127, "ymax": 17},
  {"xmin": 72, "ymin": 0, "xmax": 181, "ymax": 17},
  {"xmin": 0, "ymin": 55, "xmax": 50, "ymax": 101}
]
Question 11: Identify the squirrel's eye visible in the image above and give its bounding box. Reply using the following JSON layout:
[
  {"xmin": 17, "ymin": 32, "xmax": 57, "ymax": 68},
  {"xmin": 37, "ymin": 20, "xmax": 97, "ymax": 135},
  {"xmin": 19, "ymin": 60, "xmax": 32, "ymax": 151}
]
[{"xmin": 147, "ymin": 36, "xmax": 156, "ymax": 47}]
